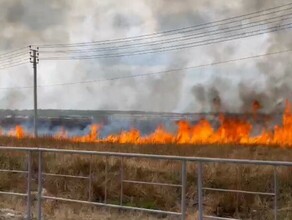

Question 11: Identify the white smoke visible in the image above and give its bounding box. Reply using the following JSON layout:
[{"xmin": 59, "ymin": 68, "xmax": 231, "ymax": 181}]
[{"xmin": 0, "ymin": 0, "xmax": 291, "ymax": 113}]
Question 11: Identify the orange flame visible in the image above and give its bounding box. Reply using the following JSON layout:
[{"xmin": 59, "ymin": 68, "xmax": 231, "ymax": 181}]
[
  {"xmin": 252, "ymin": 100, "xmax": 262, "ymax": 113},
  {"xmin": 73, "ymin": 124, "xmax": 100, "ymax": 142},
  {"xmin": 55, "ymin": 127, "xmax": 68, "ymax": 140},
  {"xmin": 9, "ymin": 125, "xmax": 25, "ymax": 139},
  {"xmin": 5, "ymin": 101, "xmax": 292, "ymax": 147}
]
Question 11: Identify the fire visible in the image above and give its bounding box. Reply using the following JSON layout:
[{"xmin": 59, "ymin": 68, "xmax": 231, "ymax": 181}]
[
  {"xmin": 9, "ymin": 125, "xmax": 25, "ymax": 139},
  {"xmin": 73, "ymin": 124, "xmax": 100, "ymax": 142},
  {"xmin": 5, "ymin": 100, "xmax": 292, "ymax": 146},
  {"xmin": 252, "ymin": 100, "xmax": 262, "ymax": 113},
  {"xmin": 55, "ymin": 127, "xmax": 68, "ymax": 140}
]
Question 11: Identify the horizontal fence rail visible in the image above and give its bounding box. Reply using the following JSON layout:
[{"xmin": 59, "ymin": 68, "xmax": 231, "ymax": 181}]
[{"xmin": 0, "ymin": 146, "xmax": 291, "ymax": 219}]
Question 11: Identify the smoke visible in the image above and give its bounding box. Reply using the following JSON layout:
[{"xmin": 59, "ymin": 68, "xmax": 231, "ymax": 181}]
[
  {"xmin": 184, "ymin": 0, "xmax": 292, "ymax": 113},
  {"xmin": 0, "ymin": 0, "xmax": 291, "ymax": 113}
]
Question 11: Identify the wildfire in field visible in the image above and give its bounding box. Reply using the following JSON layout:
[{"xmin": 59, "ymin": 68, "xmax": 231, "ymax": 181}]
[{"xmin": 4, "ymin": 101, "xmax": 292, "ymax": 146}]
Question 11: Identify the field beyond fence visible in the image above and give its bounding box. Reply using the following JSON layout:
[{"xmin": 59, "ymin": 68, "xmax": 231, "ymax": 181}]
[{"xmin": 1, "ymin": 137, "xmax": 292, "ymax": 219}]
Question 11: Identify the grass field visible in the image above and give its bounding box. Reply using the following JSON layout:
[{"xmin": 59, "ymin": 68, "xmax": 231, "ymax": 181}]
[{"xmin": 1, "ymin": 136, "xmax": 292, "ymax": 219}]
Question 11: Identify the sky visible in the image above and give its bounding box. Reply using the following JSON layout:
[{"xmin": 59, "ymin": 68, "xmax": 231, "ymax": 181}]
[{"xmin": 0, "ymin": 0, "xmax": 291, "ymax": 113}]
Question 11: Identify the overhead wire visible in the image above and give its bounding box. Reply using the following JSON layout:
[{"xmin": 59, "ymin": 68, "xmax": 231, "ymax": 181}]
[
  {"xmin": 34, "ymin": 2, "xmax": 292, "ymax": 48},
  {"xmin": 0, "ymin": 47, "xmax": 290, "ymax": 90},
  {"xmin": 0, "ymin": 56, "xmax": 29, "ymax": 68},
  {"xmin": 0, "ymin": 47, "xmax": 28, "ymax": 57},
  {"xmin": 0, "ymin": 55, "xmax": 29, "ymax": 70},
  {"xmin": 0, "ymin": 61, "xmax": 29, "ymax": 70},
  {"xmin": 40, "ymin": 12, "xmax": 292, "ymax": 54},
  {"xmin": 0, "ymin": 53, "xmax": 28, "ymax": 60},
  {"xmin": 0, "ymin": 3, "xmax": 291, "ymax": 90},
  {"xmin": 46, "ymin": 11, "xmax": 292, "ymax": 52},
  {"xmin": 0, "ymin": 55, "xmax": 29, "ymax": 67},
  {"xmin": 0, "ymin": 46, "xmax": 30, "ymax": 70},
  {"xmin": 37, "ymin": 4, "xmax": 292, "ymax": 60},
  {"xmin": 35, "ymin": 48, "xmax": 292, "ymax": 86},
  {"xmin": 0, "ymin": 51, "xmax": 28, "ymax": 62},
  {"xmin": 40, "ymin": 22, "xmax": 292, "ymax": 60}
]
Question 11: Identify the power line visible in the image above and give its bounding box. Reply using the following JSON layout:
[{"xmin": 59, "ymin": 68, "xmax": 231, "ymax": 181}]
[
  {"xmin": 0, "ymin": 51, "xmax": 28, "ymax": 60},
  {"xmin": 0, "ymin": 5, "xmax": 290, "ymax": 88},
  {"xmin": 0, "ymin": 52, "xmax": 29, "ymax": 62},
  {"xmin": 40, "ymin": 12, "xmax": 292, "ymax": 54},
  {"xmin": 0, "ymin": 47, "xmax": 28, "ymax": 57},
  {"xmin": 40, "ymin": 23, "xmax": 292, "ymax": 60},
  {"xmin": 41, "ymin": 11, "xmax": 292, "ymax": 52},
  {"xmin": 0, "ymin": 54, "xmax": 29, "ymax": 64},
  {"xmin": 1, "ymin": 48, "xmax": 290, "ymax": 90},
  {"xmin": 0, "ymin": 56, "xmax": 29, "ymax": 65},
  {"xmin": 0, "ymin": 47, "xmax": 29, "ymax": 68},
  {"xmin": 34, "ymin": 2, "xmax": 292, "ymax": 48},
  {"xmin": 0, "ymin": 56, "xmax": 29, "ymax": 64},
  {"xmin": 0, "ymin": 51, "xmax": 29, "ymax": 65},
  {"xmin": 0, "ymin": 47, "xmax": 31, "ymax": 70},
  {"xmin": 0, "ymin": 61, "xmax": 29, "ymax": 70}
]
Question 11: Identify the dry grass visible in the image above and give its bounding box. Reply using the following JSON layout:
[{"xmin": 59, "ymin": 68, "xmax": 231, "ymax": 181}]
[
  {"xmin": 1, "ymin": 136, "xmax": 292, "ymax": 219},
  {"xmin": 0, "ymin": 197, "xmax": 178, "ymax": 220}
]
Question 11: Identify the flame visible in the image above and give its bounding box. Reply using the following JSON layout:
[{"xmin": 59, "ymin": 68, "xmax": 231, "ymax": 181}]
[
  {"xmin": 9, "ymin": 125, "xmax": 25, "ymax": 139},
  {"xmin": 55, "ymin": 127, "xmax": 68, "ymax": 140},
  {"xmin": 73, "ymin": 124, "xmax": 100, "ymax": 142},
  {"xmin": 5, "ymin": 100, "xmax": 292, "ymax": 147},
  {"xmin": 252, "ymin": 100, "xmax": 262, "ymax": 113}
]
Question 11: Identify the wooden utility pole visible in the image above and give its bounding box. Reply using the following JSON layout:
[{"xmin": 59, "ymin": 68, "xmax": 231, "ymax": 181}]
[
  {"xmin": 29, "ymin": 46, "xmax": 42, "ymax": 220},
  {"xmin": 29, "ymin": 46, "xmax": 39, "ymax": 138}
]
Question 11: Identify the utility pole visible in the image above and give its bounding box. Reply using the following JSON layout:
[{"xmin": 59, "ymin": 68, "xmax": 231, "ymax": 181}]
[{"xmin": 29, "ymin": 46, "xmax": 39, "ymax": 138}]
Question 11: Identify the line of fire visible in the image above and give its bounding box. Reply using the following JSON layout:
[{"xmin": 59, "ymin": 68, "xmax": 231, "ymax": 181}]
[{"xmin": 1, "ymin": 100, "xmax": 292, "ymax": 146}]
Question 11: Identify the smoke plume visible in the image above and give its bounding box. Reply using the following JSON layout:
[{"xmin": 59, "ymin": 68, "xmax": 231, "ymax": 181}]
[{"xmin": 0, "ymin": 0, "xmax": 291, "ymax": 113}]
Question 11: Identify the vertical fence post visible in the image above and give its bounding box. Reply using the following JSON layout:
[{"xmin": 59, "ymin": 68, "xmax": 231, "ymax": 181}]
[
  {"xmin": 197, "ymin": 162, "xmax": 203, "ymax": 220},
  {"xmin": 235, "ymin": 166, "xmax": 239, "ymax": 218},
  {"xmin": 37, "ymin": 151, "xmax": 43, "ymax": 220},
  {"xmin": 104, "ymin": 156, "xmax": 108, "ymax": 204},
  {"xmin": 88, "ymin": 154, "xmax": 93, "ymax": 201},
  {"xmin": 181, "ymin": 160, "xmax": 187, "ymax": 220},
  {"xmin": 274, "ymin": 166, "xmax": 278, "ymax": 220},
  {"xmin": 26, "ymin": 151, "xmax": 32, "ymax": 220},
  {"xmin": 120, "ymin": 157, "xmax": 124, "ymax": 206}
]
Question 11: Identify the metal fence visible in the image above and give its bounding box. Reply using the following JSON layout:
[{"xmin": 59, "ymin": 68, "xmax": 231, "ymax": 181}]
[{"xmin": 0, "ymin": 146, "xmax": 291, "ymax": 220}]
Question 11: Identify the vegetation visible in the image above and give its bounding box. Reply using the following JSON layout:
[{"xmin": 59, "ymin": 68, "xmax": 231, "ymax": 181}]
[{"xmin": 0, "ymin": 136, "xmax": 292, "ymax": 219}]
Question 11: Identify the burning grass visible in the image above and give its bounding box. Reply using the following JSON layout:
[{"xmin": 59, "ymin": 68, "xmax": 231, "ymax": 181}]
[
  {"xmin": 1, "ymin": 137, "xmax": 292, "ymax": 218},
  {"xmin": 4, "ymin": 101, "xmax": 292, "ymax": 147},
  {"xmin": 3, "ymin": 104, "xmax": 292, "ymax": 218}
]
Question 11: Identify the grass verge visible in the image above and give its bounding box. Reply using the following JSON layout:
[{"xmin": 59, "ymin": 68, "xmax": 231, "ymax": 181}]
[{"xmin": 0, "ymin": 136, "xmax": 292, "ymax": 219}]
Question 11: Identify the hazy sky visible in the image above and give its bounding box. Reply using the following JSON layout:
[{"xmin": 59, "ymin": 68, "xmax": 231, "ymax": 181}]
[{"xmin": 0, "ymin": 0, "xmax": 291, "ymax": 113}]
